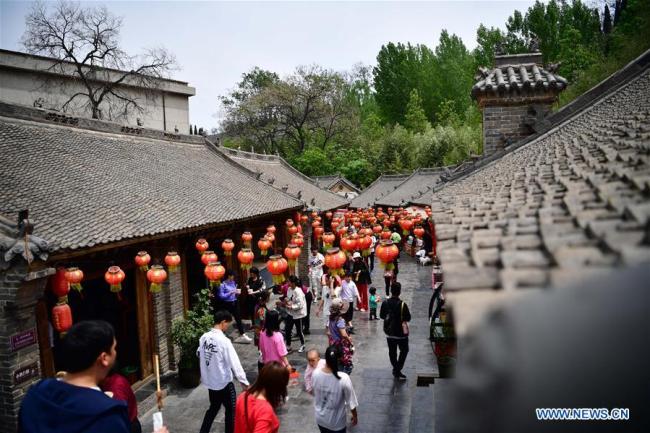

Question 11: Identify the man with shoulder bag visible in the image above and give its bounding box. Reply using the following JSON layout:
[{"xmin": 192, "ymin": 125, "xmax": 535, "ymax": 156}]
[{"xmin": 380, "ymin": 281, "xmax": 411, "ymax": 381}]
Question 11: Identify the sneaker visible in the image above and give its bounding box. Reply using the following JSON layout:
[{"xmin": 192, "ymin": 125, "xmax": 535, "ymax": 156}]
[
  {"xmin": 396, "ymin": 372, "xmax": 407, "ymax": 381},
  {"xmin": 360, "ymin": 308, "xmax": 366, "ymax": 312},
  {"xmin": 304, "ymin": 329, "xmax": 311, "ymax": 335},
  {"xmin": 234, "ymin": 334, "xmax": 253, "ymax": 344},
  {"xmin": 298, "ymin": 345, "xmax": 306, "ymax": 353}
]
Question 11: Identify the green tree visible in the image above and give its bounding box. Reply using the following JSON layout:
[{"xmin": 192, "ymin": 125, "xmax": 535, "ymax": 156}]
[
  {"xmin": 474, "ymin": 25, "xmax": 505, "ymax": 68},
  {"xmin": 603, "ymin": 4, "xmax": 613, "ymax": 34},
  {"xmin": 289, "ymin": 147, "xmax": 334, "ymax": 176},
  {"xmin": 434, "ymin": 30, "xmax": 475, "ymax": 121},
  {"xmin": 404, "ymin": 89, "xmax": 429, "ymax": 133}
]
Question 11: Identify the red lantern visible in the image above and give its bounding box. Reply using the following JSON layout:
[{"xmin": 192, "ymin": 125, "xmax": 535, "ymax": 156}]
[
  {"xmin": 201, "ymin": 251, "xmax": 218, "ymax": 266},
  {"xmin": 258, "ymin": 237, "xmax": 272, "ymax": 256},
  {"xmin": 324, "ymin": 248, "xmax": 347, "ymax": 276},
  {"xmin": 387, "ymin": 207, "xmax": 393, "ymax": 215},
  {"xmin": 381, "ymin": 228, "xmax": 392, "ymax": 240},
  {"xmin": 358, "ymin": 235, "xmax": 373, "ymax": 257},
  {"xmin": 52, "ymin": 267, "xmax": 70, "ymax": 301},
  {"xmin": 265, "ymin": 232, "xmax": 276, "ymax": 244},
  {"xmin": 353, "ymin": 221, "xmax": 362, "ymax": 229},
  {"xmin": 204, "ymin": 262, "xmax": 226, "ymax": 287},
  {"xmin": 336, "ymin": 226, "xmax": 347, "ymax": 239},
  {"xmin": 237, "ymin": 248, "xmax": 255, "ymax": 270},
  {"xmin": 242, "ymin": 231, "xmax": 253, "ymax": 247},
  {"xmin": 331, "ymin": 220, "xmax": 340, "ymax": 230},
  {"xmin": 314, "ymin": 226, "xmax": 324, "ymax": 238},
  {"xmin": 292, "ymin": 233, "xmax": 305, "ymax": 248},
  {"xmin": 52, "ymin": 302, "xmax": 73, "ymax": 335},
  {"xmin": 267, "ymin": 255, "xmax": 288, "ymax": 285},
  {"xmin": 284, "ymin": 244, "xmax": 302, "ymax": 269},
  {"xmin": 310, "ymin": 211, "xmax": 318, "ymax": 218},
  {"xmin": 414, "ymin": 226, "xmax": 425, "ymax": 239},
  {"xmin": 222, "ymin": 239, "xmax": 235, "ymax": 256},
  {"xmin": 300, "ymin": 214, "xmax": 309, "ymax": 224},
  {"xmin": 375, "ymin": 240, "xmax": 399, "ymax": 270},
  {"xmin": 105, "ymin": 266, "xmax": 126, "ymax": 293},
  {"xmin": 326, "ymin": 211, "xmax": 333, "ymax": 219},
  {"xmin": 147, "ymin": 265, "xmax": 168, "ymax": 293},
  {"xmin": 372, "ymin": 224, "xmax": 382, "ymax": 234},
  {"xmin": 267, "ymin": 225, "xmax": 276, "ymax": 234},
  {"xmin": 312, "ymin": 220, "xmax": 321, "ymax": 229},
  {"xmin": 322, "ymin": 232, "xmax": 336, "ymax": 249},
  {"xmin": 286, "ymin": 219, "xmax": 294, "ymax": 228},
  {"xmin": 64, "ymin": 267, "xmax": 84, "ymax": 293},
  {"xmin": 382, "ymin": 218, "xmax": 392, "ymax": 228},
  {"xmin": 399, "ymin": 218, "xmax": 414, "ymax": 236},
  {"xmin": 340, "ymin": 235, "xmax": 358, "ymax": 254},
  {"xmin": 135, "ymin": 251, "xmax": 151, "ymax": 272},
  {"xmin": 196, "ymin": 238, "xmax": 209, "ymax": 254},
  {"xmin": 288, "ymin": 225, "xmax": 298, "ymax": 235},
  {"xmin": 165, "ymin": 251, "xmax": 181, "ymax": 272}
]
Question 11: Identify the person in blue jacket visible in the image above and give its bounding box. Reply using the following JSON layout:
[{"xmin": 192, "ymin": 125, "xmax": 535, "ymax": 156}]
[{"xmin": 19, "ymin": 320, "xmax": 133, "ymax": 433}]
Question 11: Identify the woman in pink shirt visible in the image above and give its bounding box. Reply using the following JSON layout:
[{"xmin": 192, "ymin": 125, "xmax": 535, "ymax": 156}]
[{"xmin": 258, "ymin": 310, "xmax": 292, "ymax": 371}]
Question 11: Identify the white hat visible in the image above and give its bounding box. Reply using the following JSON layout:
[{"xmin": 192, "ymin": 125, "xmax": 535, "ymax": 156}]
[{"xmin": 352, "ymin": 252, "xmax": 362, "ymax": 259}]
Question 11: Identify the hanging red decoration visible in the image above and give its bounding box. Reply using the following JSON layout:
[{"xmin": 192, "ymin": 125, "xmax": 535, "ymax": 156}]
[
  {"xmin": 64, "ymin": 267, "xmax": 84, "ymax": 293},
  {"xmin": 258, "ymin": 236, "xmax": 272, "ymax": 256},
  {"xmin": 265, "ymin": 232, "xmax": 276, "ymax": 244},
  {"xmin": 312, "ymin": 220, "xmax": 321, "ymax": 229},
  {"xmin": 310, "ymin": 211, "xmax": 318, "ymax": 218},
  {"xmin": 325, "ymin": 211, "xmax": 333, "ymax": 219},
  {"xmin": 165, "ymin": 251, "xmax": 181, "ymax": 272},
  {"xmin": 201, "ymin": 251, "xmax": 218, "ymax": 266},
  {"xmin": 372, "ymin": 224, "xmax": 383, "ymax": 234},
  {"xmin": 146, "ymin": 265, "xmax": 168, "ymax": 293},
  {"xmin": 237, "ymin": 248, "xmax": 255, "ymax": 271},
  {"xmin": 52, "ymin": 302, "xmax": 73, "ymax": 335},
  {"xmin": 324, "ymin": 248, "xmax": 347, "ymax": 276},
  {"xmin": 358, "ymin": 235, "xmax": 373, "ymax": 257},
  {"xmin": 331, "ymin": 220, "xmax": 340, "ymax": 230},
  {"xmin": 286, "ymin": 219, "xmax": 294, "ymax": 228},
  {"xmin": 105, "ymin": 266, "xmax": 126, "ymax": 293},
  {"xmin": 222, "ymin": 239, "xmax": 235, "ymax": 256},
  {"xmin": 314, "ymin": 226, "xmax": 324, "ymax": 238},
  {"xmin": 413, "ymin": 226, "xmax": 425, "ymax": 239},
  {"xmin": 300, "ymin": 214, "xmax": 309, "ymax": 224},
  {"xmin": 267, "ymin": 225, "xmax": 276, "ymax": 234},
  {"xmin": 135, "ymin": 251, "xmax": 151, "ymax": 272},
  {"xmin": 266, "ymin": 255, "xmax": 288, "ymax": 285},
  {"xmin": 375, "ymin": 240, "xmax": 399, "ymax": 270},
  {"xmin": 52, "ymin": 267, "xmax": 70, "ymax": 301},
  {"xmin": 284, "ymin": 244, "xmax": 302, "ymax": 269},
  {"xmin": 382, "ymin": 218, "xmax": 392, "ymax": 228},
  {"xmin": 399, "ymin": 218, "xmax": 414, "ymax": 236},
  {"xmin": 340, "ymin": 235, "xmax": 358, "ymax": 255},
  {"xmin": 288, "ymin": 225, "xmax": 298, "ymax": 235},
  {"xmin": 242, "ymin": 231, "xmax": 253, "ymax": 247},
  {"xmin": 196, "ymin": 238, "xmax": 209, "ymax": 255},
  {"xmin": 204, "ymin": 262, "xmax": 226, "ymax": 287},
  {"xmin": 322, "ymin": 232, "xmax": 336, "ymax": 249},
  {"xmin": 292, "ymin": 233, "xmax": 305, "ymax": 248},
  {"xmin": 381, "ymin": 228, "xmax": 392, "ymax": 240}
]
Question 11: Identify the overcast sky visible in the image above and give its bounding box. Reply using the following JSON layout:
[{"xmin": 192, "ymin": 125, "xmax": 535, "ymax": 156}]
[{"xmin": 1, "ymin": 1, "xmax": 537, "ymax": 130}]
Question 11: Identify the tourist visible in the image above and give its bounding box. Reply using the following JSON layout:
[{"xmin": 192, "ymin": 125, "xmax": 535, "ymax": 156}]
[
  {"xmin": 304, "ymin": 349, "xmax": 326, "ymax": 394},
  {"xmin": 340, "ymin": 271, "xmax": 359, "ymax": 333},
  {"xmin": 283, "ymin": 275, "xmax": 307, "ymax": 353},
  {"xmin": 217, "ymin": 270, "xmax": 252, "ymax": 343},
  {"xmin": 383, "ymin": 267, "xmax": 393, "ymax": 297},
  {"xmin": 197, "ymin": 310, "xmax": 250, "ymax": 433},
  {"xmin": 368, "ymin": 287, "xmax": 379, "ymax": 321},
  {"xmin": 234, "ymin": 362, "xmax": 289, "ymax": 433},
  {"xmin": 380, "ymin": 282, "xmax": 411, "ymax": 381},
  {"xmin": 369, "ymin": 234, "xmax": 377, "ymax": 272},
  {"xmin": 253, "ymin": 290, "xmax": 270, "ymax": 348},
  {"xmin": 101, "ymin": 368, "xmax": 141, "ymax": 433},
  {"xmin": 18, "ymin": 320, "xmax": 168, "ymax": 433},
  {"xmin": 259, "ymin": 310, "xmax": 292, "ymax": 372},
  {"xmin": 303, "ymin": 277, "xmax": 314, "ymax": 335},
  {"xmin": 312, "ymin": 345, "xmax": 358, "ymax": 433},
  {"xmin": 316, "ymin": 273, "xmax": 341, "ymax": 327},
  {"xmin": 327, "ymin": 299, "xmax": 354, "ymax": 374},
  {"xmin": 245, "ymin": 267, "xmax": 267, "ymax": 320},
  {"xmin": 351, "ymin": 252, "xmax": 371, "ymax": 312},
  {"xmin": 308, "ymin": 247, "xmax": 325, "ymax": 300}
]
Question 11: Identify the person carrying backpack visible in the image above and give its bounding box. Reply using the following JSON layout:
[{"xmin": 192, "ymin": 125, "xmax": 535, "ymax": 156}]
[{"xmin": 380, "ymin": 281, "xmax": 411, "ymax": 381}]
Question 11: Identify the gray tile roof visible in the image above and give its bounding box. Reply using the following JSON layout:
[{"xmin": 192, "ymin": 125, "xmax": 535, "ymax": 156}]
[
  {"xmin": 375, "ymin": 168, "xmax": 452, "ymax": 207},
  {"xmin": 0, "ymin": 113, "xmax": 303, "ymax": 253},
  {"xmin": 349, "ymin": 174, "xmax": 409, "ymax": 208},
  {"xmin": 218, "ymin": 148, "xmax": 349, "ymax": 211},
  {"xmin": 472, "ymin": 63, "xmax": 567, "ymax": 98},
  {"xmin": 433, "ymin": 57, "xmax": 650, "ymax": 336},
  {"xmin": 313, "ymin": 174, "xmax": 360, "ymax": 193}
]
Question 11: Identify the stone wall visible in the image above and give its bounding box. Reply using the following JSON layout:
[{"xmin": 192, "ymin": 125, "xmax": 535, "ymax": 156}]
[
  {"xmin": 0, "ymin": 263, "xmax": 51, "ymax": 431},
  {"xmin": 152, "ymin": 267, "xmax": 184, "ymax": 373},
  {"xmin": 482, "ymin": 102, "xmax": 552, "ymax": 156}
]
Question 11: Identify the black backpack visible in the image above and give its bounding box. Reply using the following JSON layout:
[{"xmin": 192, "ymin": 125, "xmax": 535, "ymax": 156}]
[{"xmin": 383, "ymin": 300, "xmax": 403, "ymax": 336}]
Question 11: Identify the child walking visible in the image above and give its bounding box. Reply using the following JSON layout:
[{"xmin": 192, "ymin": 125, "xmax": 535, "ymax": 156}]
[{"xmin": 369, "ymin": 287, "xmax": 379, "ymax": 320}]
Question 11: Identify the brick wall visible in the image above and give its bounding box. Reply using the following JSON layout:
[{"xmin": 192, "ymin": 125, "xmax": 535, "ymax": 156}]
[{"xmin": 0, "ymin": 262, "xmax": 50, "ymax": 431}]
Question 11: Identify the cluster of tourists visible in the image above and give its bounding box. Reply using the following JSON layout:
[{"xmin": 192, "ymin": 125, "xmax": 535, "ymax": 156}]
[{"xmin": 18, "ymin": 225, "xmax": 414, "ymax": 433}]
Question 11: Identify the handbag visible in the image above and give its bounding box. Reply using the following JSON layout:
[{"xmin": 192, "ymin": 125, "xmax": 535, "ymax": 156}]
[{"xmin": 401, "ymin": 302, "xmax": 409, "ymax": 336}]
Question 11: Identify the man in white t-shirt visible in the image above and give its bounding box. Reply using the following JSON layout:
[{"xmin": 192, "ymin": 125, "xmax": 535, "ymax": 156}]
[
  {"xmin": 309, "ymin": 248, "xmax": 325, "ymax": 300},
  {"xmin": 312, "ymin": 346, "xmax": 359, "ymax": 432}
]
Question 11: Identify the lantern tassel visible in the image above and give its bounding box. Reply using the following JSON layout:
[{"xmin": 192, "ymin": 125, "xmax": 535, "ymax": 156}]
[{"xmin": 150, "ymin": 283, "xmax": 162, "ymax": 293}]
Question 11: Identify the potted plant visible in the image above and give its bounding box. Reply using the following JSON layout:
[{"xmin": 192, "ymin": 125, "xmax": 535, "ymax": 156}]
[{"xmin": 171, "ymin": 288, "xmax": 214, "ymax": 388}]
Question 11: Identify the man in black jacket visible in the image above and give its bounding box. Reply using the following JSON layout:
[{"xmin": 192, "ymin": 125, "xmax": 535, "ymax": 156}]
[{"xmin": 380, "ymin": 282, "xmax": 411, "ymax": 380}]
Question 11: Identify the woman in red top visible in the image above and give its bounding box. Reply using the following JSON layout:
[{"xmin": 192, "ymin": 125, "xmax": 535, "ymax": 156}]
[
  {"xmin": 234, "ymin": 361, "xmax": 289, "ymax": 433},
  {"xmin": 101, "ymin": 370, "xmax": 140, "ymax": 433}
]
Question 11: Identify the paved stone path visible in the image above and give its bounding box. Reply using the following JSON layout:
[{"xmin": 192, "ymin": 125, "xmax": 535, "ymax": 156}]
[{"xmin": 142, "ymin": 256, "xmax": 437, "ymax": 433}]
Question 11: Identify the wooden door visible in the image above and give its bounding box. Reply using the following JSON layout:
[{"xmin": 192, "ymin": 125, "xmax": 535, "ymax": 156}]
[
  {"xmin": 35, "ymin": 298, "xmax": 55, "ymax": 377},
  {"xmin": 135, "ymin": 270, "xmax": 154, "ymax": 378}
]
